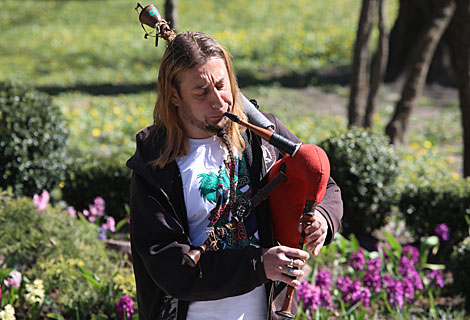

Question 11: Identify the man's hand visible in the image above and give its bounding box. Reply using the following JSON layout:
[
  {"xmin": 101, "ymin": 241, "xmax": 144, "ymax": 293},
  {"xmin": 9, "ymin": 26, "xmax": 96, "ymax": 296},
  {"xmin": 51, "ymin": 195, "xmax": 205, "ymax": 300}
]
[
  {"xmin": 300, "ymin": 209, "xmax": 328, "ymax": 256},
  {"xmin": 262, "ymin": 246, "xmax": 309, "ymax": 287}
]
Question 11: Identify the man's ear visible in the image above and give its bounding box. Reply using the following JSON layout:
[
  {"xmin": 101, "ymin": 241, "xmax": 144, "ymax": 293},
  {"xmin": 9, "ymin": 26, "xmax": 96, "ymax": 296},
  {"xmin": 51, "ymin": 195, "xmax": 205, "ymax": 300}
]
[{"xmin": 170, "ymin": 88, "xmax": 181, "ymax": 107}]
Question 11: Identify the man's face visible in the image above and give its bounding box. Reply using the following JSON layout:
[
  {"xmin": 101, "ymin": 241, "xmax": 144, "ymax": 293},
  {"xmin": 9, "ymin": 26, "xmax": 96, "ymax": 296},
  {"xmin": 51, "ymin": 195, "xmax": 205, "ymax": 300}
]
[{"xmin": 171, "ymin": 57, "xmax": 233, "ymax": 139}]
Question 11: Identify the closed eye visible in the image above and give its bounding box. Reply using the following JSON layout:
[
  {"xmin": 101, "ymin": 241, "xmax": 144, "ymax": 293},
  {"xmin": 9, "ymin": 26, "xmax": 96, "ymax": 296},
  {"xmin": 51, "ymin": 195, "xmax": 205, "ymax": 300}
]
[{"xmin": 193, "ymin": 89, "xmax": 207, "ymax": 98}]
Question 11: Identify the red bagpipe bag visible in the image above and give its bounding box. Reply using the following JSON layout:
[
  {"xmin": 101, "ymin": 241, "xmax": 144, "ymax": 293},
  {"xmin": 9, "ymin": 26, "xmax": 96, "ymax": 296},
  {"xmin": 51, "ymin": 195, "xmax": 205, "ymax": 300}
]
[{"xmin": 268, "ymin": 144, "xmax": 330, "ymax": 248}]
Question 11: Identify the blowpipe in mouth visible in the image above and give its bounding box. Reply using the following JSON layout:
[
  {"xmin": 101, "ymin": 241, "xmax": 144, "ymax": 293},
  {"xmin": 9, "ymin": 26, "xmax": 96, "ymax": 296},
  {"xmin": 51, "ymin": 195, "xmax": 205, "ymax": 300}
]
[{"xmin": 224, "ymin": 112, "xmax": 240, "ymax": 123}]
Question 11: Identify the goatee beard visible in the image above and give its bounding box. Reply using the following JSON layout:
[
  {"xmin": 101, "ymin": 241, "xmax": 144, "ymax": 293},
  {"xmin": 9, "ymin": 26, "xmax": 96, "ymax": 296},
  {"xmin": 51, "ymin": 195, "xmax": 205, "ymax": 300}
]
[{"xmin": 205, "ymin": 120, "xmax": 229, "ymax": 134}]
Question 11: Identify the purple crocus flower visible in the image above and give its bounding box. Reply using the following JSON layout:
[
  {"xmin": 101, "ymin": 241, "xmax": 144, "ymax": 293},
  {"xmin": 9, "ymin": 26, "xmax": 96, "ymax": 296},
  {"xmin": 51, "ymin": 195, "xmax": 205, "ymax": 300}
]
[
  {"xmin": 97, "ymin": 227, "xmax": 107, "ymax": 241},
  {"xmin": 360, "ymin": 286, "xmax": 371, "ymax": 307},
  {"xmin": 297, "ymin": 280, "xmax": 321, "ymax": 311},
  {"xmin": 319, "ymin": 288, "xmax": 334, "ymax": 311},
  {"xmin": 315, "ymin": 269, "xmax": 331, "ymax": 290},
  {"xmin": 350, "ymin": 249, "xmax": 365, "ymax": 270},
  {"xmin": 399, "ymin": 256, "xmax": 414, "ymax": 277},
  {"xmin": 383, "ymin": 276, "xmax": 404, "ymax": 310},
  {"xmin": 402, "ymin": 245, "xmax": 420, "ymax": 263},
  {"xmin": 363, "ymin": 271, "xmax": 382, "ymax": 293},
  {"xmin": 434, "ymin": 223, "xmax": 450, "ymax": 243},
  {"xmin": 349, "ymin": 278, "xmax": 363, "ymax": 305},
  {"xmin": 427, "ymin": 270, "xmax": 445, "ymax": 288},
  {"xmin": 338, "ymin": 277, "xmax": 370, "ymax": 307},
  {"xmin": 116, "ymin": 295, "xmax": 134, "ymax": 320},
  {"xmin": 407, "ymin": 269, "xmax": 424, "ymax": 291},
  {"xmin": 402, "ymin": 277, "xmax": 415, "ymax": 303},
  {"xmin": 399, "ymin": 256, "xmax": 423, "ymax": 290},
  {"xmin": 367, "ymin": 257, "xmax": 382, "ymax": 273},
  {"xmin": 337, "ymin": 276, "xmax": 352, "ymax": 293}
]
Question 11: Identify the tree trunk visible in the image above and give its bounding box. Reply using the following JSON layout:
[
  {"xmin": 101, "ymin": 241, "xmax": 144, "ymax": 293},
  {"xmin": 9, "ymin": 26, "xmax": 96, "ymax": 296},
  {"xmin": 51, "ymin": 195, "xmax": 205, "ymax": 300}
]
[
  {"xmin": 448, "ymin": 0, "xmax": 470, "ymax": 177},
  {"xmin": 363, "ymin": 0, "xmax": 389, "ymax": 128},
  {"xmin": 165, "ymin": 0, "xmax": 179, "ymax": 33},
  {"xmin": 385, "ymin": 0, "xmax": 456, "ymax": 144},
  {"xmin": 386, "ymin": 0, "xmax": 456, "ymax": 85},
  {"xmin": 348, "ymin": 0, "xmax": 376, "ymax": 127}
]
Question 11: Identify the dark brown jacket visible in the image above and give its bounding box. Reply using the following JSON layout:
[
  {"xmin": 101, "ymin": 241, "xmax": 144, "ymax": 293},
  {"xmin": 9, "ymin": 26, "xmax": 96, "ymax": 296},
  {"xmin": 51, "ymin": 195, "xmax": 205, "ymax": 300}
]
[{"xmin": 126, "ymin": 113, "xmax": 343, "ymax": 319}]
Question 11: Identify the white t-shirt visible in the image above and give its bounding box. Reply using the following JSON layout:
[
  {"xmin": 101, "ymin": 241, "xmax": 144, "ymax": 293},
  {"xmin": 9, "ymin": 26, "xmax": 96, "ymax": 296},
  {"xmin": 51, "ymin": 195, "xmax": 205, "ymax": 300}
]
[{"xmin": 176, "ymin": 136, "xmax": 267, "ymax": 320}]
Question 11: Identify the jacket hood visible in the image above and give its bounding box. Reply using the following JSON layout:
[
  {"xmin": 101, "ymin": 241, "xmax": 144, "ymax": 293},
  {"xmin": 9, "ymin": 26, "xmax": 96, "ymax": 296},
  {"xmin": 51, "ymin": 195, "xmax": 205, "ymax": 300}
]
[{"xmin": 126, "ymin": 125, "xmax": 179, "ymax": 197}]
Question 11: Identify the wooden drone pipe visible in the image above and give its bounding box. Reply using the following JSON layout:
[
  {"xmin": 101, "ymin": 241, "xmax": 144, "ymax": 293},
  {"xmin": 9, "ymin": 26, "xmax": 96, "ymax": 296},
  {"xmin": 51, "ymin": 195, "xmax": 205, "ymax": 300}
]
[
  {"xmin": 224, "ymin": 112, "xmax": 301, "ymax": 157},
  {"xmin": 276, "ymin": 200, "xmax": 317, "ymax": 318}
]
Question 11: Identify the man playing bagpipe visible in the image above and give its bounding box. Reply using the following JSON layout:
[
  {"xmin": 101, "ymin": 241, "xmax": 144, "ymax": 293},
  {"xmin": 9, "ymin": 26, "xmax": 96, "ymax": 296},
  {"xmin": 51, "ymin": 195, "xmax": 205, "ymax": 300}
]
[{"xmin": 127, "ymin": 29, "xmax": 343, "ymax": 320}]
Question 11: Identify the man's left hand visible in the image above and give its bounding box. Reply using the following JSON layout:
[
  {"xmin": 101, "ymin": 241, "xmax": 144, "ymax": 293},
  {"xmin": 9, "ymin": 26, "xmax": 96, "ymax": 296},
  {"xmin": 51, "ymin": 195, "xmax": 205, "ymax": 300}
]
[{"xmin": 299, "ymin": 210, "xmax": 328, "ymax": 256}]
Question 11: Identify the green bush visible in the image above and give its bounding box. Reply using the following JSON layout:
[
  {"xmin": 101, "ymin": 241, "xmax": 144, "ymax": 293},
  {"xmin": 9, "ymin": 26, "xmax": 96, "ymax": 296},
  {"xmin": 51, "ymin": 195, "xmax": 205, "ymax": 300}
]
[
  {"xmin": 399, "ymin": 176, "xmax": 470, "ymax": 246},
  {"xmin": 0, "ymin": 190, "xmax": 135, "ymax": 318},
  {"xmin": 450, "ymin": 236, "xmax": 470, "ymax": 310},
  {"xmin": 319, "ymin": 127, "xmax": 400, "ymax": 235},
  {"xmin": 0, "ymin": 82, "xmax": 68, "ymax": 197},
  {"xmin": 61, "ymin": 153, "xmax": 131, "ymax": 222}
]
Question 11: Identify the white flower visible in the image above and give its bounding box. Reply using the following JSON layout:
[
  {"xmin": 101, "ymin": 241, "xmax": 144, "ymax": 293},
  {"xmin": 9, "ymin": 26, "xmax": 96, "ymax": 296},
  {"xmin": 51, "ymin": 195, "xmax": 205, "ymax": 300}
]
[
  {"xmin": 25, "ymin": 279, "xmax": 45, "ymax": 305},
  {"xmin": 0, "ymin": 304, "xmax": 16, "ymax": 320}
]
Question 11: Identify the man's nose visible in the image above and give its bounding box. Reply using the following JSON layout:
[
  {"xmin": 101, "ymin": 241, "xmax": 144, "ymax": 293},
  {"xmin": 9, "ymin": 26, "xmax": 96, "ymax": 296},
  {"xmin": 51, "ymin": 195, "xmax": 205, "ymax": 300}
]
[{"xmin": 209, "ymin": 88, "xmax": 225, "ymax": 109}]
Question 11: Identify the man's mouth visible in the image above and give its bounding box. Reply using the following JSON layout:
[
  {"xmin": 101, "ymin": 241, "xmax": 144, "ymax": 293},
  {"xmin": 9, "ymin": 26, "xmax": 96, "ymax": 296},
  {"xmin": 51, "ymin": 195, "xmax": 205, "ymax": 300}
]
[{"xmin": 208, "ymin": 113, "xmax": 225, "ymax": 121}]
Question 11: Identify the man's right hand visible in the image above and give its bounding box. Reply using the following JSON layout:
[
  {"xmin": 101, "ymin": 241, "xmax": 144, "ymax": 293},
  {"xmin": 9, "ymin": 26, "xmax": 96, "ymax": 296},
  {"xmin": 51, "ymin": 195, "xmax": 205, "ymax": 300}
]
[{"xmin": 262, "ymin": 246, "xmax": 309, "ymax": 287}]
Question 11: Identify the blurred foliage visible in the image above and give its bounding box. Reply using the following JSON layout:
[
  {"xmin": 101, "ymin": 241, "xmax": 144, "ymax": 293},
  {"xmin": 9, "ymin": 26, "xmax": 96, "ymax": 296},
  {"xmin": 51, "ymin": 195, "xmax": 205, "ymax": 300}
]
[
  {"xmin": 399, "ymin": 176, "xmax": 470, "ymax": 247},
  {"xmin": 319, "ymin": 127, "xmax": 400, "ymax": 236},
  {"xmin": 0, "ymin": 82, "xmax": 68, "ymax": 197},
  {"xmin": 450, "ymin": 236, "xmax": 470, "ymax": 311},
  {"xmin": 0, "ymin": 190, "xmax": 136, "ymax": 318},
  {"xmin": 61, "ymin": 152, "xmax": 131, "ymax": 222}
]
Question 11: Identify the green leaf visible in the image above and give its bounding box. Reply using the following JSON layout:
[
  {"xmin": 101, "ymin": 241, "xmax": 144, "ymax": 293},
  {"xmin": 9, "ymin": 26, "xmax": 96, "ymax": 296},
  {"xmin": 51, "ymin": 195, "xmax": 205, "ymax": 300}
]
[
  {"xmin": 77, "ymin": 265, "xmax": 101, "ymax": 291},
  {"xmin": 47, "ymin": 314, "xmax": 65, "ymax": 320},
  {"xmin": 428, "ymin": 291, "xmax": 436, "ymax": 319},
  {"xmin": 423, "ymin": 263, "xmax": 445, "ymax": 270},
  {"xmin": 349, "ymin": 233, "xmax": 360, "ymax": 252},
  {"xmin": 384, "ymin": 231, "xmax": 402, "ymax": 257},
  {"xmin": 115, "ymin": 217, "xmax": 128, "ymax": 233},
  {"xmin": 346, "ymin": 300, "xmax": 362, "ymax": 316}
]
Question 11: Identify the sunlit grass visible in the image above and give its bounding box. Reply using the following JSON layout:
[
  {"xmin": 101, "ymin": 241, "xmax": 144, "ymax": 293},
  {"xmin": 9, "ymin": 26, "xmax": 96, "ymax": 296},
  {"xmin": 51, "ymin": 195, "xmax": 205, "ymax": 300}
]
[{"xmin": 0, "ymin": 0, "xmax": 398, "ymax": 87}]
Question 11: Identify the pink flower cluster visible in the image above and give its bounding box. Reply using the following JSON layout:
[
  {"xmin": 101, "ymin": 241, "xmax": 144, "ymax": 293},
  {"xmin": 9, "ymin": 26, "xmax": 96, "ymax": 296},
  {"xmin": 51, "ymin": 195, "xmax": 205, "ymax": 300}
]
[
  {"xmin": 116, "ymin": 295, "xmax": 134, "ymax": 320},
  {"xmin": 3, "ymin": 271, "xmax": 21, "ymax": 289},
  {"xmin": 102, "ymin": 216, "xmax": 116, "ymax": 233},
  {"xmin": 64, "ymin": 197, "xmax": 116, "ymax": 240},
  {"xmin": 83, "ymin": 197, "xmax": 106, "ymax": 223},
  {"xmin": 33, "ymin": 190, "xmax": 50, "ymax": 211}
]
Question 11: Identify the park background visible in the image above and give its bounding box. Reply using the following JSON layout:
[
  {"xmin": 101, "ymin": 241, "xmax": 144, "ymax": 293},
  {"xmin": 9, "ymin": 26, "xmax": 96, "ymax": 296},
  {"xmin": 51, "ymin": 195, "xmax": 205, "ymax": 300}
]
[{"xmin": 1, "ymin": 0, "xmax": 469, "ymax": 319}]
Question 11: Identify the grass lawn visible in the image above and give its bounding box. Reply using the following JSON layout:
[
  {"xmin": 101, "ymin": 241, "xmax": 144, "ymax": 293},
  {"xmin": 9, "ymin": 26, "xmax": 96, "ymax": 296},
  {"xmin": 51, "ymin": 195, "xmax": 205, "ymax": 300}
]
[{"xmin": 0, "ymin": 0, "xmax": 398, "ymax": 87}]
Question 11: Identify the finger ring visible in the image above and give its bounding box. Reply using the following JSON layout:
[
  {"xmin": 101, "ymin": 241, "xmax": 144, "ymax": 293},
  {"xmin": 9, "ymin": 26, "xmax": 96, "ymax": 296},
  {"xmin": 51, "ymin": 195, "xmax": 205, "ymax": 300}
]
[
  {"xmin": 287, "ymin": 267, "xmax": 294, "ymax": 277},
  {"xmin": 288, "ymin": 258, "xmax": 294, "ymax": 268}
]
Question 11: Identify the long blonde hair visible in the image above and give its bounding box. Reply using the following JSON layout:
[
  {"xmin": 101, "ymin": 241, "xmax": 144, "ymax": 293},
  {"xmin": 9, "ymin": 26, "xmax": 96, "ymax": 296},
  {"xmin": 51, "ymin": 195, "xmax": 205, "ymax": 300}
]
[{"xmin": 152, "ymin": 32, "xmax": 247, "ymax": 168}]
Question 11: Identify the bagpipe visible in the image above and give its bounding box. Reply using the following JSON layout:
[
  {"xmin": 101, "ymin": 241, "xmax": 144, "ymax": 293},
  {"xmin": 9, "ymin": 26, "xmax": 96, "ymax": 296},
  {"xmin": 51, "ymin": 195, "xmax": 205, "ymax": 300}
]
[{"xmin": 135, "ymin": 4, "xmax": 331, "ymax": 318}]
